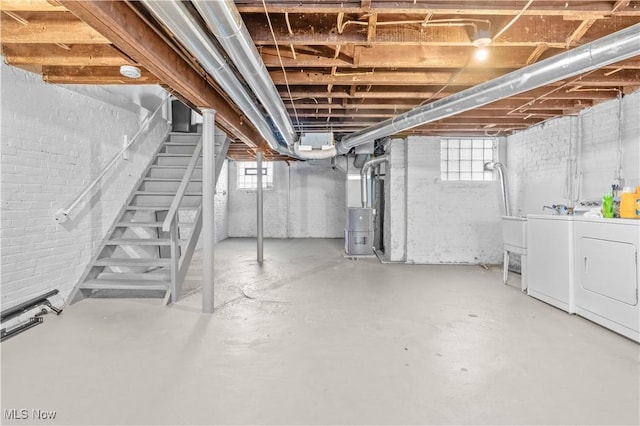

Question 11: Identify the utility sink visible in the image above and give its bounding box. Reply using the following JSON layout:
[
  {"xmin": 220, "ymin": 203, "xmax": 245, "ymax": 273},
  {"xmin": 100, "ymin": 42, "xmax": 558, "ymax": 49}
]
[
  {"xmin": 502, "ymin": 216, "xmax": 527, "ymax": 252},
  {"xmin": 501, "ymin": 216, "xmax": 528, "ymax": 291}
]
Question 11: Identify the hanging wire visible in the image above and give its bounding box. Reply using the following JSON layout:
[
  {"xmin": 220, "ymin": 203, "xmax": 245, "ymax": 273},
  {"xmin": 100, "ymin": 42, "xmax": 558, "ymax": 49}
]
[
  {"xmin": 492, "ymin": 0, "xmax": 535, "ymax": 41},
  {"xmin": 261, "ymin": 0, "xmax": 302, "ymax": 132},
  {"xmin": 419, "ymin": 55, "xmax": 472, "ymax": 106}
]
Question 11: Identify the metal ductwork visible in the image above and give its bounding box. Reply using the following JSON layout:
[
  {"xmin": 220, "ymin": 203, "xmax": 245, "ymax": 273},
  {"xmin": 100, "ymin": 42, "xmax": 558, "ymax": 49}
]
[
  {"xmin": 361, "ymin": 154, "xmax": 389, "ymax": 208},
  {"xmin": 192, "ymin": 0, "xmax": 298, "ymax": 149},
  {"xmin": 141, "ymin": 0, "xmax": 297, "ymax": 158},
  {"xmin": 484, "ymin": 162, "xmax": 510, "ymax": 216},
  {"xmin": 337, "ymin": 23, "xmax": 640, "ymax": 154}
]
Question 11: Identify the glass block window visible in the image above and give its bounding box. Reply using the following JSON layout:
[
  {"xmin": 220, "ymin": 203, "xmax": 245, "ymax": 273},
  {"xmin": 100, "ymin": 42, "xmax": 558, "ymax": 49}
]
[
  {"xmin": 440, "ymin": 138, "xmax": 495, "ymax": 181},
  {"xmin": 236, "ymin": 161, "xmax": 273, "ymax": 190}
]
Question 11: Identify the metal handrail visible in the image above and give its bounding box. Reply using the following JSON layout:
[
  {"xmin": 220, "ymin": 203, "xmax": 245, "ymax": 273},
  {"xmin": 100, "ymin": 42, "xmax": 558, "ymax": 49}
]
[
  {"xmin": 162, "ymin": 137, "xmax": 203, "ymax": 232},
  {"xmin": 55, "ymin": 95, "xmax": 171, "ymax": 223}
]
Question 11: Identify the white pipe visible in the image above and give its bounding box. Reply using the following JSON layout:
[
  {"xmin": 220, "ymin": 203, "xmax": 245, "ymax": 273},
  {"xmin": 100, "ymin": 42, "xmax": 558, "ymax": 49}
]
[
  {"xmin": 257, "ymin": 151, "xmax": 264, "ymax": 265},
  {"xmin": 202, "ymin": 109, "xmax": 216, "ymax": 314},
  {"xmin": 484, "ymin": 161, "xmax": 510, "ymax": 216},
  {"xmin": 337, "ymin": 23, "xmax": 640, "ymax": 153},
  {"xmin": 293, "ymin": 142, "xmax": 337, "ymax": 159},
  {"xmin": 361, "ymin": 155, "xmax": 389, "ymax": 207}
]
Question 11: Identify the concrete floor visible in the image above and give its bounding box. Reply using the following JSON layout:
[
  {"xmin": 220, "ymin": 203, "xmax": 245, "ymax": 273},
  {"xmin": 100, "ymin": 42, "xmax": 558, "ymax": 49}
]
[{"xmin": 1, "ymin": 238, "xmax": 639, "ymax": 425}]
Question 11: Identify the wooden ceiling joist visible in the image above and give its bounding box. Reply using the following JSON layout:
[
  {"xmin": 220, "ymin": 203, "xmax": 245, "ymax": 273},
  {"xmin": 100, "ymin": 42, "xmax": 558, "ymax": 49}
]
[
  {"xmin": 58, "ymin": 0, "xmax": 270, "ymax": 152},
  {"xmin": 0, "ymin": 0, "xmax": 638, "ymax": 145},
  {"xmin": 42, "ymin": 65, "xmax": 159, "ymax": 84},
  {"xmin": 0, "ymin": 11, "xmax": 110, "ymax": 44},
  {"xmin": 0, "ymin": 0, "xmax": 65, "ymax": 12},
  {"xmin": 235, "ymin": 2, "xmax": 640, "ymax": 16},
  {"xmin": 269, "ymin": 68, "xmax": 640, "ymax": 87},
  {"xmin": 2, "ymin": 43, "xmax": 130, "ymax": 66}
]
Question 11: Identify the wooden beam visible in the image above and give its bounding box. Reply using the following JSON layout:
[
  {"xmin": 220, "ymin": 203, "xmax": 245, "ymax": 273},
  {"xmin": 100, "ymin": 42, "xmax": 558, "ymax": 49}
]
[
  {"xmin": 270, "ymin": 68, "xmax": 640, "ymax": 86},
  {"xmin": 0, "ymin": 11, "xmax": 110, "ymax": 44},
  {"xmin": 2, "ymin": 43, "xmax": 131, "ymax": 66},
  {"xmin": 366, "ymin": 13, "xmax": 377, "ymax": 43},
  {"xmin": 0, "ymin": 0, "xmax": 65, "ymax": 11},
  {"xmin": 59, "ymin": 0, "xmax": 270, "ymax": 152},
  {"xmin": 612, "ymin": 1, "xmax": 631, "ymax": 12},
  {"xmin": 261, "ymin": 45, "xmax": 532, "ymax": 68},
  {"xmin": 282, "ymin": 85, "xmax": 622, "ymax": 101},
  {"xmin": 42, "ymin": 65, "xmax": 159, "ymax": 84},
  {"xmin": 526, "ymin": 44, "xmax": 549, "ymax": 65},
  {"xmin": 236, "ymin": 3, "xmax": 640, "ymax": 16},
  {"xmin": 565, "ymin": 18, "xmax": 599, "ymax": 47}
]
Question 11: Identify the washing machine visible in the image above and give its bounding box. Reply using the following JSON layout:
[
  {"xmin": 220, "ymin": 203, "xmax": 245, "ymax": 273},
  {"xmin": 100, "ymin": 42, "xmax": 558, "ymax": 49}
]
[{"xmin": 526, "ymin": 215, "xmax": 575, "ymax": 313}]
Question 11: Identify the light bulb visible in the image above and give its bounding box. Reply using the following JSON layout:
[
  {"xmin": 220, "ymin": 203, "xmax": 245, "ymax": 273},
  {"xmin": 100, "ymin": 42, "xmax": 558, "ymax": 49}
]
[{"xmin": 475, "ymin": 47, "xmax": 488, "ymax": 61}]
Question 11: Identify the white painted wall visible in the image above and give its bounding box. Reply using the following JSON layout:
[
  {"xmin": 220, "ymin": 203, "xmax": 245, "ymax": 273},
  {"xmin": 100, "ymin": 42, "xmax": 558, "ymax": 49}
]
[
  {"xmin": 384, "ymin": 138, "xmax": 407, "ymax": 262},
  {"xmin": 383, "ymin": 136, "xmax": 504, "ymax": 264},
  {"xmin": 214, "ymin": 160, "xmax": 229, "ymax": 242},
  {"xmin": 1, "ymin": 62, "xmax": 170, "ymax": 308},
  {"xmin": 228, "ymin": 161, "xmax": 345, "ymax": 238},
  {"xmin": 507, "ymin": 90, "xmax": 640, "ymax": 216}
]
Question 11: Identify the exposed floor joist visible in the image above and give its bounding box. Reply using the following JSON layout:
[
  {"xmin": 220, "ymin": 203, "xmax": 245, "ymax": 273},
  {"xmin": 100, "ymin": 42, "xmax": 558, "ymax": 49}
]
[{"xmin": 1, "ymin": 0, "xmax": 639, "ymax": 155}]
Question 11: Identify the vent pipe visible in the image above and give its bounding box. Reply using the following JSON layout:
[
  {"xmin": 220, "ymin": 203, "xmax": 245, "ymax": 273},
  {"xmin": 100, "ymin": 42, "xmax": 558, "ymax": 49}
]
[
  {"xmin": 361, "ymin": 155, "xmax": 389, "ymax": 208},
  {"xmin": 141, "ymin": 1, "xmax": 297, "ymax": 158},
  {"xmin": 484, "ymin": 162, "xmax": 510, "ymax": 216},
  {"xmin": 192, "ymin": 0, "xmax": 298, "ymax": 149},
  {"xmin": 337, "ymin": 23, "xmax": 640, "ymax": 154}
]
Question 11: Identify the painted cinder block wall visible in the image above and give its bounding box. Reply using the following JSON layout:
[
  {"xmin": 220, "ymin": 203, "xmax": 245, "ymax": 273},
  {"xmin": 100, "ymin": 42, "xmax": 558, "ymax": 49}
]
[
  {"xmin": 0, "ymin": 63, "xmax": 170, "ymax": 308},
  {"xmin": 384, "ymin": 136, "xmax": 504, "ymax": 264},
  {"xmin": 507, "ymin": 90, "xmax": 640, "ymax": 216},
  {"xmin": 227, "ymin": 161, "xmax": 345, "ymax": 238}
]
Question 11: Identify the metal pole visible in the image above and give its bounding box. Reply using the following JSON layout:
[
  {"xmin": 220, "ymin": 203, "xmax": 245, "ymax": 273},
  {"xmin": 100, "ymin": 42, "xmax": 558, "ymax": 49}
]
[
  {"xmin": 202, "ymin": 109, "xmax": 216, "ymax": 313},
  {"xmin": 256, "ymin": 151, "xmax": 264, "ymax": 264}
]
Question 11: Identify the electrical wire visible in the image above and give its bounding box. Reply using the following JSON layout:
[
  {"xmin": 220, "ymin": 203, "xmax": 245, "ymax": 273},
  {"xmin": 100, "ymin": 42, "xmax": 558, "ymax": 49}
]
[
  {"xmin": 261, "ymin": 0, "xmax": 301, "ymax": 132},
  {"xmin": 419, "ymin": 55, "xmax": 472, "ymax": 106},
  {"xmin": 492, "ymin": 0, "xmax": 535, "ymax": 41}
]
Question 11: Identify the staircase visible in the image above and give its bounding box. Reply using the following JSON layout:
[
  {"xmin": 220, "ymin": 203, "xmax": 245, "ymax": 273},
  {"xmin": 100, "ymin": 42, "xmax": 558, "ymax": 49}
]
[{"xmin": 71, "ymin": 129, "xmax": 230, "ymax": 304}]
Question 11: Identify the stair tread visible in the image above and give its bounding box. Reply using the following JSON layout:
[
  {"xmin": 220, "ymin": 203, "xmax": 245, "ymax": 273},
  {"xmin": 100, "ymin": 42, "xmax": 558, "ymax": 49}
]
[
  {"xmin": 125, "ymin": 206, "xmax": 199, "ymax": 210},
  {"xmin": 157, "ymin": 153, "xmax": 200, "ymax": 157},
  {"xmin": 81, "ymin": 279, "xmax": 169, "ymax": 291},
  {"xmin": 94, "ymin": 258, "xmax": 171, "ymax": 266},
  {"xmin": 106, "ymin": 238, "xmax": 189, "ymax": 245},
  {"xmin": 149, "ymin": 165, "xmax": 202, "ymax": 169},
  {"xmin": 98, "ymin": 272, "xmax": 169, "ymax": 281},
  {"xmin": 135, "ymin": 191, "xmax": 201, "ymax": 196},
  {"xmin": 115, "ymin": 221, "xmax": 164, "ymax": 227},
  {"xmin": 163, "ymin": 142, "xmax": 199, "ymax": 146},
  {"xmin": 143, "ymin": 178, "xmax": 203, "ymax": 182},
  {"xmin": 115, "ymin": 221, "xmax": 195, "ymax": 227},
  {"xmin": 105, "ymin": 238, "xmax": 171, "ymax": 246}
]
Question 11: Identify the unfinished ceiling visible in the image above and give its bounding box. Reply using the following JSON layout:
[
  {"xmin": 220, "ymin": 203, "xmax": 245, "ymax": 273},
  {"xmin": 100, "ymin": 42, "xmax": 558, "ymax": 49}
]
[{"xmin": 1, "ymin": 0, "xmax": 640, "ymax": 160}]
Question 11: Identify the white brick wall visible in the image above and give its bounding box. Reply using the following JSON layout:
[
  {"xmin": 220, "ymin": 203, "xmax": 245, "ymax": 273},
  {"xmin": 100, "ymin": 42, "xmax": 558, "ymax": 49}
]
[
  {"xmin": 214, "ymin": 160, "xmax": 229, "ymax": 242},
  {"xmin": 228, "ymin": 161, "xmax": 345, "ymax": 238},
  {"xmin": 507, "ymin": 90, "xmax": 640, "ymax": 216},
  {"xmin": 384, "ymin": 138, "xmax": 407, "ymax": 262},
  {"xmin": 1, "ymin": 62, "xmax": 169, "ymax": 308},
  {"xmin": 405, "ymin": 136, "xmax": 503, "ymax": 264}
]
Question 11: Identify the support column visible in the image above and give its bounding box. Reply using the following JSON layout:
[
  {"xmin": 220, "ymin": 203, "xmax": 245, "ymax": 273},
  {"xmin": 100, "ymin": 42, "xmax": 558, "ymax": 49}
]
[
  {"xmin": 256, "ymin": 151, "xmax": 264, "ymax": 264},
  {"xmin": 202, "ymin": 109, "xmax": 216, "ymax": 313}
]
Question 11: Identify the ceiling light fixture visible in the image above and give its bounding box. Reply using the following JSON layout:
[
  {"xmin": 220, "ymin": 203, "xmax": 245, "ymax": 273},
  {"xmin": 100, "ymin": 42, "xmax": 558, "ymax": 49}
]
[
  {"xmin": 119, "ymin": 65, "xmax": 142, "ymax": 79},
  {"xmin": 472, "ymin": 29, "xmax": 492, "ymax": 61}
]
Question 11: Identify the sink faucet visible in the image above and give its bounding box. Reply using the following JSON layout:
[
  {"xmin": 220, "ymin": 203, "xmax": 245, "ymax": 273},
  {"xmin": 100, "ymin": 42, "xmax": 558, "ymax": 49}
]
[{"xmin": 542, "ymin": 204, "xmax": 572, "ymax": 215}]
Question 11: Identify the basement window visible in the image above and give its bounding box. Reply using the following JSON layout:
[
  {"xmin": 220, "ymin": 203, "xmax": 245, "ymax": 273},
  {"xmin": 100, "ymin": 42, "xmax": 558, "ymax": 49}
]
[
  {"xmin": 440, "ymin": 138, "xmax": 495, "ymax": 181},
  {"xmin": 236, "ymin": 161, "xmax": 273, "ymax": 190}
]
